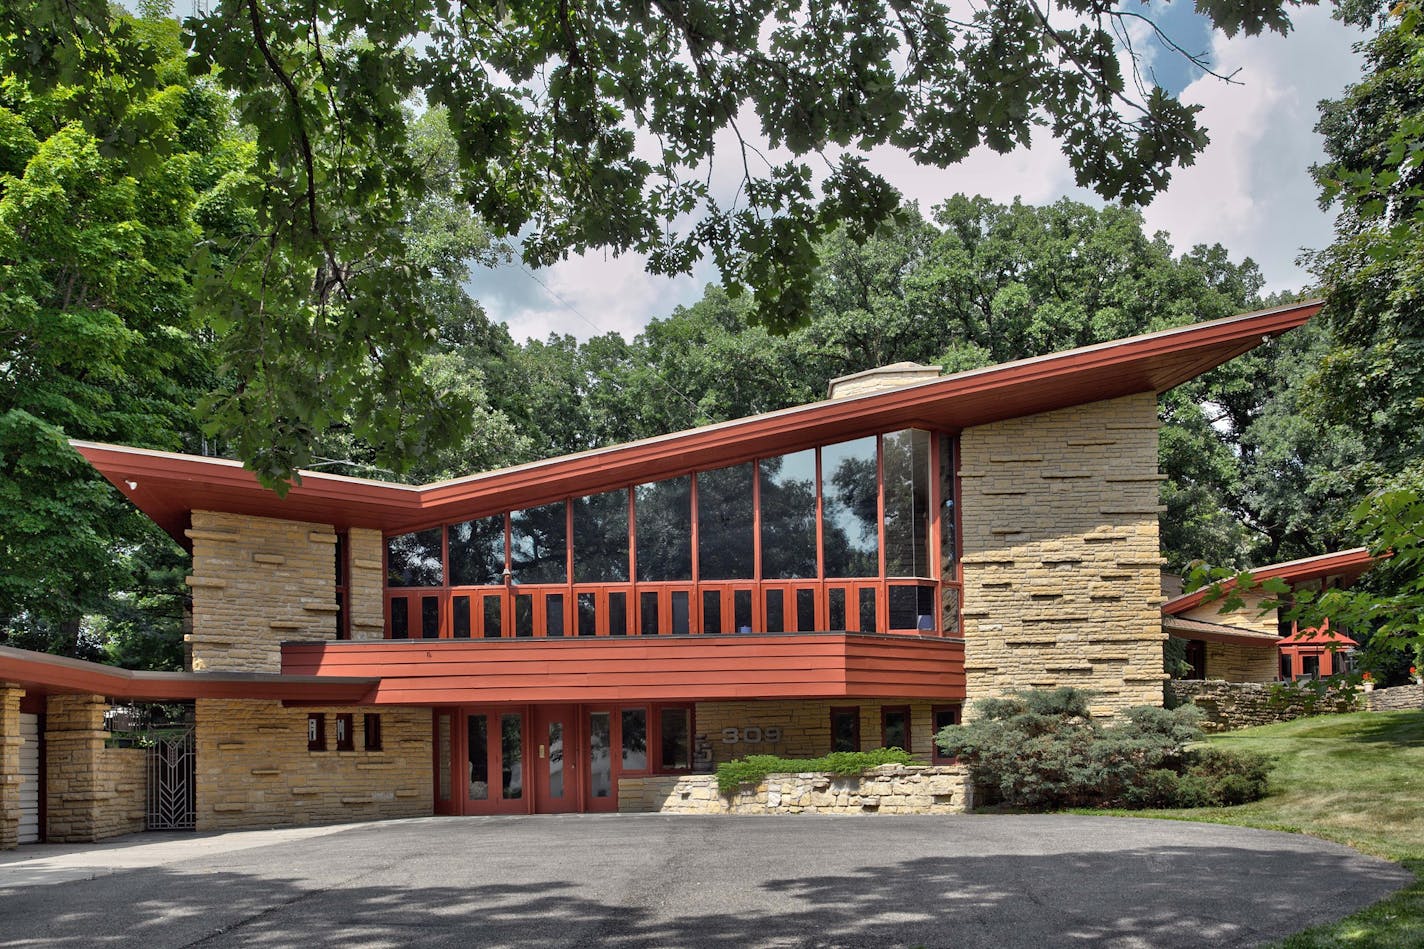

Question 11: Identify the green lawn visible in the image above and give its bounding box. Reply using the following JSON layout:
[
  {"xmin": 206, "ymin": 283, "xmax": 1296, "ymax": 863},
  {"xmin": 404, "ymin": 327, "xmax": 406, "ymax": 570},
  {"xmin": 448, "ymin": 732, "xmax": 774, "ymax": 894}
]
[{"xmin": 1103, "ymin": 710, "xmax": 1424, "ymax": 948}]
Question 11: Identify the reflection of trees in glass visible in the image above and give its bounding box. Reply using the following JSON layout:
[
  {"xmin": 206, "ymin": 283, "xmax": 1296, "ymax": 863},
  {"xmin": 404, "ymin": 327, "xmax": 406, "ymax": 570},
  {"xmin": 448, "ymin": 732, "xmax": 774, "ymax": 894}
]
[
  {"xmin": 635, "ymin": 477, "xmax": 691, "ymax": 581},
  {"xmin": 760, "ymin": 450, "xmax": 817, "ymax": 578},
  {"xmin": 697, "ymin": 464, "xmax": 754, "ymax": 579},
  {"xmin": 822, "ymin": 437, "xmax": 879, "ymax": 577},
  {"xmin": 501, "ymin": 713, "xmax": 522, "ymax": 798},
  {"xmin": 510, "ymin": 501, "xmax": 568, "ymax": 584},
  {"xmin": 449, "ymin": 515, "xmax": 505, "ymax": 586},
  {"xmin": 572, "ymin": 489, "xmax": 629, "ymax": 582},
  {"xmin": 387, "ymin": 528, "xmax": 443, "ymax": 586},
  {"xmin": 621, "ymin": 708, "xmax": 647, "ymax": 769},
  {"xmin": 883, "ymin": 430, "xmax": 932, "ymax": 577}
]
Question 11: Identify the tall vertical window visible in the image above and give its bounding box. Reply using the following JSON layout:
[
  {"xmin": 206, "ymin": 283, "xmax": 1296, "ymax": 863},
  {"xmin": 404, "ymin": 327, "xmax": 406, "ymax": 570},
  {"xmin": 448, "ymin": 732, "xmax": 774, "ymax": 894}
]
[
  {"xmin": 510, "ymin": 502, "xmax": 568, "ymax": 584},
  {"xmin": 335, "ymin": 713, "xmax": 354, "ymax": 751},
  {"xmin": 334, "ymin": 531, "xmax": 349, "ymax": 639},
  {"xmin": 931, "ymin": 706, "xmax": 960, "ymax": 763},
  {"xmin": 881, "ymin": 706, "xmax": 910, "ymax": 752},
  {"xmin": 635, "ymin": 477, "xmax": 692, "ymax": 581},
  {"xmin": 697, "ymin": 463, "xmax": 754, "ymax": 580},
  {"xmin": 660, "ymin": 708, "xmax": 692, "ymax": 770},
  {"xmin": 830, "ymin": 707, "xmax": 860, "ymax": 753},
  {"xmin": 883, "ymin": 430, "xmax": 932, "ymax": 577},
  {"xmin": 450, "ymin": 515, "xmax": 506, "ymax": 586},
  {"xmin": 573, "ymin": 489, "xmax": 630, "ymax": 582},
  {"xmin": 821, "ymin": 437, "xmax": 879, "ymax": 577},
  {"xmin": 621, "ymin": 708, "xmax": 648, "ymax": 770},
  {"xmin": 363, "ymin": 714, "xmax": 383, "ymax": 752},
  {"xmin": 386, "ymin": 528, "xmax": 443, "ymax": 586},
  {"xmin": 307, "ymin": 714, "xmax": 326, "ymax": 752},
  {"xmin": 760, "ymin": 450, "xmax": 818, "ymax": 579}
]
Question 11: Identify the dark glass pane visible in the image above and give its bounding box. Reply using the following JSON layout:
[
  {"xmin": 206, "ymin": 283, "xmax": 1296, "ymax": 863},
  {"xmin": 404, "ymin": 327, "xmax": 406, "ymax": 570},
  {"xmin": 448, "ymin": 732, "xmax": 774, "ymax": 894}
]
[
  {"xmin": 635, "ymin": 477, "xmax": 692, "ymax": 581},
  {"xmin": 859, "ymin": 587, "xmax": 877, "ymax": 633},
  {"xmin": 515, "ymin": 593, "xmax": 533, "ymax": 638},
  {"xmin": 390, "ymin": 597, "xmax": 409, "ymax": 639},
  {"xmin": 671, "ymin": 590, "xmax": 690, "ymax": 634},
  {"xmin": 548, "ymin": 722, "xmax": 564, "ymax": 799},
  {"xmin": 483, "ymin": 594, "xmax": 503, "ymax": 638},
  {"xmin": 933, "ymin": 707, "xmax": 960, "ymax": 733},
  {"xmin": 822, "ymin": 437, "xmax": 879, "ymax": 577},
  {"xmin": 573, "ymin": 489, "xmax": 630, "ymax": 582},
  {"xmin": 437, "ymin": 714, "xmax": 452, "ymax": 802},
  {"xmin": 734, "ymin": 589, "xmax": 752, "ymax": 632},
  {"xmin": 884, "ymin": 430, "xmax": 933, "ymax": 577},
  {"xmin": 640, "ymin": 591, "xmax": 659, "ymax": 635},
  {"xmin": 796, "ymin": 588, "xmax": 816, "ymax": 632},
  {"xmin": 609, "ymin": 592, "xmax": 627, "ymax": 636},
  {"xmin": 421, "ymin": 596, "xmax": 440, "ymax": 638},
  {"xmin": 453, "ymin": 595, "xmax": 471, "ymax": 638},
  {"xmin": 621, "ymin": 708, "xmax": 647, "ymax": 770},
  {"xmin": 511, "ymin": 502, "xmax": 568, "ymax": 584},
  {"xmin": 918, "ymin": 585, "xmax": 936, "ymax": 631},
  {"xmin": 545, "ymin": 593, "xmax": 565, "ymax": 637},
  {"xmin": 888, "ymin": 585, "xmax": 919, "ymax": 631},
  {"xmin": 696, "ymin": 463, "xmax": 754, "ymax": 580},
  {"xmin": 386, "ymin": 528, "xmax": 443, "ymax": 586},
  {"xmin": 760, "ymin": 450, "xmax": 818, "ymax": 579},
  {"xmin": 831, "ymin": 709, "xmax": 859, "ymax": 752},
  {"xmin": 660, "ymin": 708, "xmax": 691, "ymax": 770},
  {"xmin": 766, "ymin": 589, "xmax": 784, "ymax": 633},
  {"xmin": 589, "ymin": 712, "xmax": 612, "ymax": 798},
  {"xmin": 939, "ymin": 436, "xmax": 956, "ymax": 571},
  {"xmin": 468, "ymin": 715, "xmax": 489, "ymax": 800},
  {"xmin": 449, "ymin": 515, "xmax": 505, "ymax": 586},
  {"xmin": 702, "ymin": 590, "xmax": 722, "ymax": 635},
  {"xmin": 883, "ymin": 708, "xmax": 909, "ymax": 751},
  {"xmin": 828, "ymin": 588, "xmax": 846, "ymax": 631},
  {"xmin": 501, "ymin": 713, "xmax": 523, "ymax": 799},
  {"xmin": 578, "ymin": 592, "xmax": 597, "ymax": 636}
]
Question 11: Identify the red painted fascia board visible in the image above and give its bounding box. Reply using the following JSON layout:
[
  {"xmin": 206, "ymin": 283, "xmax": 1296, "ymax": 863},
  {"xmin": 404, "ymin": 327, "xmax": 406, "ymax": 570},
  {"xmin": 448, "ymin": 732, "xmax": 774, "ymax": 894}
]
[
  {"xmin": 76, "ymin": 300, "xmax": 1320, "ymax": 538},
  {"xmin": 1162, "ymin": 547, "xmax": 1379, "ymax": 616},
  {"xmin": 0, "ymin": 645, "xmax": 378, "ymax": 702}
]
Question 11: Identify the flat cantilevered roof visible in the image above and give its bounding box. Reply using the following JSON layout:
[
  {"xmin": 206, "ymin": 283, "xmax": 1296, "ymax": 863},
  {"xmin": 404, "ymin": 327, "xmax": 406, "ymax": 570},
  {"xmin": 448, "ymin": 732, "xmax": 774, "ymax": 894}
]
[
  {"xmin": 1162, "ymin": 547, "xmax": 1378, "ymax": 617},
  {"xmin": 75, "ymin": 299, "xmax": 1321, "ymax": 543}
]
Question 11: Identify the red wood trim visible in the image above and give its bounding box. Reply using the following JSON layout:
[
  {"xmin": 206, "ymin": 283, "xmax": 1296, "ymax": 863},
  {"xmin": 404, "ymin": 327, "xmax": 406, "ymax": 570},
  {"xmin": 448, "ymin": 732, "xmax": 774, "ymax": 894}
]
[{"xmin": 1162, "ymin": 547, "xmax": 1378, "ymax": 615}]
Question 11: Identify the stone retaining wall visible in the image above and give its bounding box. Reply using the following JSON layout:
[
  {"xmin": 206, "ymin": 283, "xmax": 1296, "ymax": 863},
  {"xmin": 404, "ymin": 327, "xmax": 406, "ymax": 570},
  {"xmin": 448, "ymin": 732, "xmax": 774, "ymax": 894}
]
[
  {"xmin": 1367, "ymin": 683, "xmax": 1424, "ymax": 712},
  {"xmin": 618, "ymin": 764, "xmax": 971, "ymax": 815},
  {"xmin": 1167, "ymin": 680, "xmax": 1362, "ymax": 732}
]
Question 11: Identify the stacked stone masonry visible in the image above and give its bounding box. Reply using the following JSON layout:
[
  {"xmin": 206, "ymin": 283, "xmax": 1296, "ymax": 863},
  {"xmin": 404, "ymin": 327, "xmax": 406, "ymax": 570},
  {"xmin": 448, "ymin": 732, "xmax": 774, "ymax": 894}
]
[
  {"xmin": 195, "ymin": 699, "xmax": 432, "ymax": 831},
  {"xmin": 692, "ymin": 700, "xmax": 940, "ymax": 767},
  {"xmin": 347, "ymin": 527, "xmax": 387, "ymax": 640},
  {"xmin": 45, "ymin": 694, "xmax": 146, "ymax": 842},
  {"xmin": 1204, "ymin": 642, "xmax": 1278, "ymax": 683},
  {"xmin": 960, "ymin": 393, "xmax": 1166, "ymax": 715},
  {"xmin": 618, "ymin": 764, "xmax": 970, "ymax": 815},
  {"xmin": 186, "ymin": 511, "xmax": 343, "ymax": 673},
  {"xmin": 1167, "ymin": 680, "xmax": 1363, "ymax": 732},
  {"xmin": 0, "ymin": 684, "xmax": 22, "ymax": 850},
  {"xmin": 1367, "ymin": 684, "xmax": 1424, "ymax": 712}
]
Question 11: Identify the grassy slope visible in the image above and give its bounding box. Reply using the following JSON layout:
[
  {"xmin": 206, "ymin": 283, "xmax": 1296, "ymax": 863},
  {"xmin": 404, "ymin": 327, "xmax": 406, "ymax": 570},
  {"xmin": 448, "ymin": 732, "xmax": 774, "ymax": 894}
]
[{"xmin": 1107, "ymin": 710, "xmax": 1424, "ymax": 948}]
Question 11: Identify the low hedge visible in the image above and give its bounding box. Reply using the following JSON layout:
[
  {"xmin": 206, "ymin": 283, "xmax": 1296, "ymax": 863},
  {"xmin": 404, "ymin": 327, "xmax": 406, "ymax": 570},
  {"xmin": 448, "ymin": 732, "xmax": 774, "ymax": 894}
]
[{"xmin": 715, "ymin": 748, "xmax": 915, "ymax": 794}]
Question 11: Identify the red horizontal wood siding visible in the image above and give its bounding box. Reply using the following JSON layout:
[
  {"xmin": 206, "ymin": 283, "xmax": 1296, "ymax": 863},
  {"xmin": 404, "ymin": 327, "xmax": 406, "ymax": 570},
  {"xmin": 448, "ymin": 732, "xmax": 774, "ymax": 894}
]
[{"xmin": 280, "ymin": 634, "xmax": 965, "ymax": 705}]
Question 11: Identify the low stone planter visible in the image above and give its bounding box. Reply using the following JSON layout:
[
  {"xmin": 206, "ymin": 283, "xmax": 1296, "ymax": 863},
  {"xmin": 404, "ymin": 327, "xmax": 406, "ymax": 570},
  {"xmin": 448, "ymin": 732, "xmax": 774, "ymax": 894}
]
[{"xmin": 617, "ymin": 763, "xmax": 972, "ymax": 815}]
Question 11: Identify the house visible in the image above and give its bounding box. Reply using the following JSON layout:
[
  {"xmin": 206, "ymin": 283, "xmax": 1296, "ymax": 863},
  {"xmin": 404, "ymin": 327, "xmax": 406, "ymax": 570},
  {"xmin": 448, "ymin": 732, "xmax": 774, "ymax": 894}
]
[
  {"xmin": 1161, "ymin": 547, "xmax": 1376, "ymax": 683},
  {"xmin": 0, "ymin": 300, "xmax": 1320, "ymax": 847}
]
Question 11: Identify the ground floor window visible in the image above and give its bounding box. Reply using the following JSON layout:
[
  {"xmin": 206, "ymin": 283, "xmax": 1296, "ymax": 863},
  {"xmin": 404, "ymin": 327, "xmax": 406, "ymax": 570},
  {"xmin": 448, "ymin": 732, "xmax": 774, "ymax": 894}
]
[
  {"xmin": 364, "ymin": 714, "xmax": 383, "ymax": 751},
  {"xmin": 335, "ymin": 713, "xmax": 354, "ymax": 751},
  {"xmin": 881, "ymin": 706, "xmax": 910, "ymax": 753},
  {"xmin": 931, "ymin": 705, "xmax": 961, "ymax": 763},
  {"xmin": 307, "ymin": 714, "xmax": 326, "ymax": 751},
  {"xmin": 830, "ymin": 707, "xmax": 860, "ymax": 752},
  {"xmin": 660, "ymin": 707, "xmax": 692, "ymax": 770}
]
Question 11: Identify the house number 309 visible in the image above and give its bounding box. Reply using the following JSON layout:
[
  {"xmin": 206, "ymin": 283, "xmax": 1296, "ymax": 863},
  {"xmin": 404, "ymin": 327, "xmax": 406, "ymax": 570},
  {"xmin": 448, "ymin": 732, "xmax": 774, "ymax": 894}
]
[{"xmin": 721, "ymin": 727, "xmax": 782, "ymax": 743}]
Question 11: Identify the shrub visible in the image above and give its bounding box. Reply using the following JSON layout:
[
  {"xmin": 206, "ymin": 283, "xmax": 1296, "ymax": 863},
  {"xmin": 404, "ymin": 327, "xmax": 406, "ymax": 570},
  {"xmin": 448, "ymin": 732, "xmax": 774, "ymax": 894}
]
[
  {"xmin": 936, "ymin": 687, "xmax": 1272, "ymax": 811},
  {"xmin": 714, "ymin": 748, "xmax": 914, "ymax": 795}
]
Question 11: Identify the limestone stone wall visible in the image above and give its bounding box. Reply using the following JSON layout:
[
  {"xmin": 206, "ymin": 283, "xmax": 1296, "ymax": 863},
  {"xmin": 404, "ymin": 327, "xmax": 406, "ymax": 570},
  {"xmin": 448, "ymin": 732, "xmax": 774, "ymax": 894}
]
[
  {"xmin": 195, "ymin": 700, "xmax": 431, "ymax": 831},
  {"xmin": 693, "ymin": 700, "xmax": 941, "ymax": 767},
  {"xmin": 1367, "ymin": 684, "xmax": 1424, "ymax": 712},
  {"xmin": 1205, "ymin": 642, "xmax": 1278, "ymax": 683},
  {"xmin": 1181, "ymin": 592, "xmax": 1279, "ymax": 635},
  {"xmin": 0, "ymin": 684, "xmax": 22, "ymax": 850},
  {"xmin": 348, "ymin": 527, "xmax": 387, "ymax": 640},
  {"xmin": 44, "ymin": 694, "xmax": 146, "ymax": 842},
  {"xmin": 618, "ymin": 764, "xmax": 971, "ymax": 815},
  {"xmin": 186, "ymin": 511, "xmax": 341, "ymax": 673},
  {"xmin": 960, "ymin": 392, "xmax": 1166, "ymax": 716},
  {"xmin": 1167, "ymin": 679, "xmax": 1362, "ymax": 732}
]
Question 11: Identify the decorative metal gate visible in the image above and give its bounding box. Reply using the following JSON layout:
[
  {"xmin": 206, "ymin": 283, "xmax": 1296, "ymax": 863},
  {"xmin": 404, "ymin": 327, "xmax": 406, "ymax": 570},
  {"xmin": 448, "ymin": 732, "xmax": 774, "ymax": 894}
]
[{"xmin": 146, "ymin": 727, "xmax": 196, "ymax": 830}]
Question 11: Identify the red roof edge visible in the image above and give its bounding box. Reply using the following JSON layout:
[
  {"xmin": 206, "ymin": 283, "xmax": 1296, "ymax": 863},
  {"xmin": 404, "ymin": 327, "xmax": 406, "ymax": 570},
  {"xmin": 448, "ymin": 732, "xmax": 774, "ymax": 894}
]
[{"xmin": 1162, "ymin": 547, "xmax": 1381, "ymax": 617}]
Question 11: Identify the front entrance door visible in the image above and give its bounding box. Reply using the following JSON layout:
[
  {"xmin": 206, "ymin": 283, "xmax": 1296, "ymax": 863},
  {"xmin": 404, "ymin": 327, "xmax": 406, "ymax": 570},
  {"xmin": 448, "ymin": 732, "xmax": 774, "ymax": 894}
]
[
  {"xmin": 533, "ymin": 705, "xmax": 579, "ymax": 814},
  {"xmin": 465, "ymin": 708, "xmax": 526, "ymax": 814}
]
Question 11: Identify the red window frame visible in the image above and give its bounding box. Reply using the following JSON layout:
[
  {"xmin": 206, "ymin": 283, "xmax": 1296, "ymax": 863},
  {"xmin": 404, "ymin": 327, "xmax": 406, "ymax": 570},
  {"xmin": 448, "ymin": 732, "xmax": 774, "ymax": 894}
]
[
  {"xmin": 615, "ymin": 703, "xmax": 695, "ymax": 775},
  {"xmin": 335, "ymin": 713, "xmax": 355, "ymax": 751},
  {"xmin": 307, "ymin": 713, "xmax": 326, "ymax": 752},
  {"xmin": 363, "ymin": 714, "xmax": 383, "ymax": 752},
  {"xmin": 830, "ymin": 706, "xmax": 860, "ymax": 753},
  {"xmin": 880, "ymin": 705, "xmax": 911, "ymax": 753},
  {"xmin": 931, "ymin": 704, "xmax": 962, "ymax": 763}
]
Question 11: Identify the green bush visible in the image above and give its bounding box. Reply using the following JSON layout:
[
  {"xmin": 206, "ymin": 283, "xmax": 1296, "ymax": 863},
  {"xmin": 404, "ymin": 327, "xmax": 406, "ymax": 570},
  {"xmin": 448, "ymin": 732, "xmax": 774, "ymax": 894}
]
[
  {"xmin": 714, "ymin": 748, "xmax": 914, "ymax": 795},
  {"xmin": 936, "ymin": 687, "xmax": 1273, "ymax": 811}
]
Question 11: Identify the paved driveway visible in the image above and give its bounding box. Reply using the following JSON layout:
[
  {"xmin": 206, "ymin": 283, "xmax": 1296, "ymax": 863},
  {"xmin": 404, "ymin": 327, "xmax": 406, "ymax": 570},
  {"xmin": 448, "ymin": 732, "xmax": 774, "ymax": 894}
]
[{"xmin": 0, "ymin": 814, "xmax": 1410, "ymax": 948}]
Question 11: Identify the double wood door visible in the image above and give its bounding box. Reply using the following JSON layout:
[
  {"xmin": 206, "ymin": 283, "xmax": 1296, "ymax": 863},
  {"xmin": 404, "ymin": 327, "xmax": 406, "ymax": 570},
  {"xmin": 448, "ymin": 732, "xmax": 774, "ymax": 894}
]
[{"xmin": 436, "ymin": 704, "xmax": 603, "ymax": 815}]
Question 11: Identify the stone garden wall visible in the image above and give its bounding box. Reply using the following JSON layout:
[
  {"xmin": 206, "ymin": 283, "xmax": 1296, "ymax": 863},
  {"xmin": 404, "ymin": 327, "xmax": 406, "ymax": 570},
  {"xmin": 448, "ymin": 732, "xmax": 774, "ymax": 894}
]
[
  {"xmin": 618, "ymin": 764, "xmax": 971, "ymax": 815},
  {"xmin": 1366, "ymin": 683, "xmax": 1424, "ymax": 712},
  {"xmin": 1167, "ymin": 680, "xmax": 1363, "ymax": 733}
]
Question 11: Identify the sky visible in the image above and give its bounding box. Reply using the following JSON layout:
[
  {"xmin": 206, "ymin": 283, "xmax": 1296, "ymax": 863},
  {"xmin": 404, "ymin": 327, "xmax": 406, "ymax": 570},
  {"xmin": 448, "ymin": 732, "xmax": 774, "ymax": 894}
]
[{"xmin": 472, "ymin": 3, "xmax": 1368, "ymax": 345}]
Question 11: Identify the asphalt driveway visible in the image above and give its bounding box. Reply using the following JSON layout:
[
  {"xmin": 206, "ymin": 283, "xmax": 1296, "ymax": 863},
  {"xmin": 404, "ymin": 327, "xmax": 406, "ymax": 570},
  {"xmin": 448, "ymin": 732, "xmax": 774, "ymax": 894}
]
[{"xmin": 0, "ymin": 814, "xmax": 1410, "ymax": 948}]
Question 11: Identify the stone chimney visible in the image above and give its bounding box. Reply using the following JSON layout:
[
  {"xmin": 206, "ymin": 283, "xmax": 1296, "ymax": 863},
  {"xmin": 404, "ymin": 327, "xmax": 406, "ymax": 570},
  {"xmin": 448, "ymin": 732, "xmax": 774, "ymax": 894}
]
[{"xmin": 826, "ymin": 362, "xmax": 942, "ymax": 400}]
